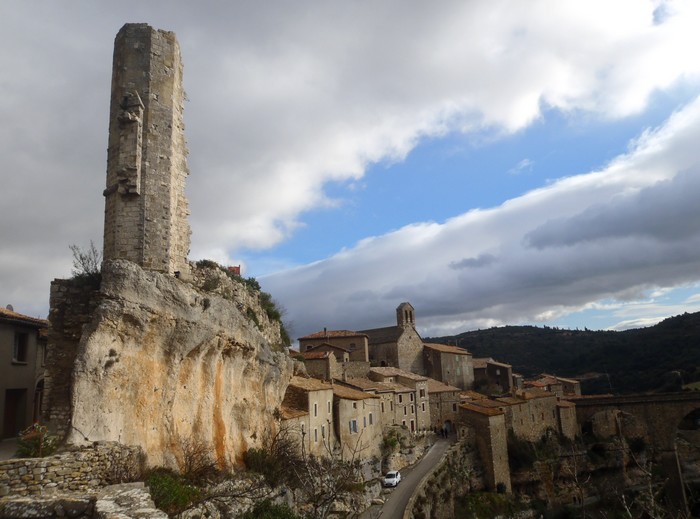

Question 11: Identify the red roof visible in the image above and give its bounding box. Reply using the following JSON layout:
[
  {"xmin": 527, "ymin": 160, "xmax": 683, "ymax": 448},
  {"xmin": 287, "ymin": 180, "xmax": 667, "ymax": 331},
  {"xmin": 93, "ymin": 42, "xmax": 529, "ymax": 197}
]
[
  {"xmin": 423, "ymin": 342, "xmax": 471, "ymax": 356},
  {"xmin": 0, "ymin": 307, "xmax": 48, "ymax": 328},
  {"xmin": 299, "ymin": 329, "xmax": 368, "ymax": 340}
]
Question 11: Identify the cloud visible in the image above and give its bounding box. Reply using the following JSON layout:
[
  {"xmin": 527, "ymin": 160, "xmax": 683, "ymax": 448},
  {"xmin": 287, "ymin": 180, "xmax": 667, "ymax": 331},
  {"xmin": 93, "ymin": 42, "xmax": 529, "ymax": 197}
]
[
  {"xmin": 264, "ymin": 95, "xmax": 700, "ymax": 337},
  {"xmin": 1, "ymin": 0, "xmax": 700, "ymax": 323},
  {"xmin": 508, "ymin": 159, "xmax": 534, "ymax": 176}
]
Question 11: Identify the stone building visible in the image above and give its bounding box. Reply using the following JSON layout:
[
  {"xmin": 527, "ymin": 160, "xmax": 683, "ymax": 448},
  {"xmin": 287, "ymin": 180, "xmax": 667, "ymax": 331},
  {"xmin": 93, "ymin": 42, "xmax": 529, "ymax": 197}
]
[
  {"xmin": 281, "ymin": 376, "xmax": 336, "ymax": 457},
  {"xmin": 423, "ymin": 342, "xmax": 474, "ymax": 389},
  {"xmin": 298, "ymin": 330, "xmax": 369, "ymax": 362},
  {"xmin": 332, "ymin": 384, "xmax": 382, "ymax": 461},
  {"xmin": 368, "ymin": 367, "xmax": 430, "ymax": 432},
  {"xmin": 338, "ymin": 377, "xmax": 407, "ymax": 429},
  {"xmin": 525, "ymin": 373, "xmax": 582, "ymax": 397},
  {"xmin": 360, "ymin": 302, "xmax": 425, "ymax": 374},
  {"xmin": 458, "ymin": 402, "xmax": 512, "ymax": 492},
  {"xmin": 103, "ymin": 24, "xmax": 191, "ymax": 275},
  {"xmin": 297, "ymin": 350, "xmax": 341, "ymax": 381},
  {"xmin": 473, "ymin": 357, "xmax": 514, "ymax": 394},
  {"xmin": 0, "ymin": 307, "xmax": 48, "ymax": 438},
  {"xmin": 426, "ymin": 378, "xmax": 462, "ymax": 432}
]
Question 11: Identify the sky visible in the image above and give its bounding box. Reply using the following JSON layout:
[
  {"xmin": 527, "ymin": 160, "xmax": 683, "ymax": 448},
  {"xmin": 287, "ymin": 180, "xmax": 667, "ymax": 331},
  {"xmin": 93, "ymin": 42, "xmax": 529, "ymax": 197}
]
[{"xmin": 2, "ymin": 1, "xmax": 700, "ymax": 340}]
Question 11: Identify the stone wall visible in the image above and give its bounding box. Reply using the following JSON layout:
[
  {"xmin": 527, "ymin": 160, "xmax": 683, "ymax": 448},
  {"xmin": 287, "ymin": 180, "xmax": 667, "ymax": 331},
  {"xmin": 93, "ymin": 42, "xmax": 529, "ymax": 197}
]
[
  {"xmin": 103, "ymin": 23, "xmax": 190, "ymax": 275},
  {"xmin": 0, "ymin": 442, "xmax": 143, "ymax": 497},
  {"xmin": 44, "ymin": 279, "xmax": 101, "ymax": 438}
]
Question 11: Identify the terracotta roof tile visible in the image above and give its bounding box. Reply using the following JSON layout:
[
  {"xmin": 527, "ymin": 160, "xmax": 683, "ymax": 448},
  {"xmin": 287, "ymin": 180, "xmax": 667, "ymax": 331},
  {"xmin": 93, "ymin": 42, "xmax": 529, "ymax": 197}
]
[
  {"xmin": 332, "ymin": 384, "xmax": 379, "ymax": 401},
  {"xmin": 423, "ymin": 343, "xmax": 471, "ymax": 356},
  {"xmin": 460, "ymin": 402, "xmax": 504, "ymax": 417},
  {"xmin": 0, "ymin": 307, "xmax": 48, "ymax": 328},
  {"xmin": 358, "ymin": 326, "xmax": 403, "ymax": 345},
  {"xmin": 288, "ymin": 376, "xmax": 333, "ymax": 392},
  {"xmin": 426, "ymin": 378, "xmax": 461, "ymax": 394},
  {"xmin": 370, "ymin": 367, "xmax": 427, "ymax": 381},
  {"xmin": 299, "ymin": 351, "xmax": 332, "ymax": 360}
]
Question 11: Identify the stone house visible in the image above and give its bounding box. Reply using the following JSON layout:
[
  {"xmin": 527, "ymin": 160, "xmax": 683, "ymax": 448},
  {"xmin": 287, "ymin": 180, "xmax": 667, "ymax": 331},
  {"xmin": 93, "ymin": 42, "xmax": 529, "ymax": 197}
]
[
  {"xmin": 458, "ymin": 402, "xmax": 512, "ymax": 493},
  {"xmin": 337, "ymin": 377, "xmax": 408, "ymax": 429},
  {"xmin": 298, "ymin": 329, "xmax": 369, "ymax": 362},
  {"xmin": 368, "ymin": 367, "xmax": 430, "ymax": 432},
  {"xmin": 298, "ymin": 350, "xmax": 340, "ymax": 381},
  {"xmin": 0, "ymin": 307, "xmax": 47, "ymax": 438},
  {"xmin": 332, "ymin": 384, "xmax": 382, "ymax": 461},
  {"xmin": 280, "ymin": 376, "xmax": 336, "ymax": 457},
  {"xmin": 525, "ymin": 373, "xmax": 581, "ymax": 397},
  {"xmin": 423, "ymin": 342, "xmax": 474, "ymax": 389},
  {"xmin": 473, "ymin": 357, "xmax": 514, "ymax": 394},
  {"xmin": 496, "ymin": 390, "xmax": 561, "ymax": 442},
  {"xmin": 426, "ymin": 378, "xmax": 462, "ymax": 432},
  {"xmin": 360, "ymin": 302, "xmax": 425, "ymax": 374}
]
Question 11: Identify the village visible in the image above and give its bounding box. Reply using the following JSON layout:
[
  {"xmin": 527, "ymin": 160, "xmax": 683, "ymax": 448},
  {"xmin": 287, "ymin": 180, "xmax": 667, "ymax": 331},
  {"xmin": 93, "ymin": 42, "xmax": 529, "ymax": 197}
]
[{"xmin": 279, "ymin": 301, "xmax": 581, "ymax": 494}]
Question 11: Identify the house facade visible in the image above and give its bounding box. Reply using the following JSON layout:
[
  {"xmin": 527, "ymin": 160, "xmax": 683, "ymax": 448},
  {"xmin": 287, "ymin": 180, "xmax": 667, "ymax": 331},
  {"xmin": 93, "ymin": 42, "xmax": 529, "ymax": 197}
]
[
  {"xmin": 281, "ymin": 376, "xmax": 336, "ymax": 457},
  {"xmin": 332, "ymin": 384, "xmax": 382, "ymax": 460},
  {"xmin": 423, "ymin": 342, "xmax": 475, "ymax": 389},
  {"xmin": 1, "ymin": 307, "xmax": 47, "ymax": 438},
  {"xmin": 298, "ymin": 330, "xmax": 369, "ymax": 362},
  {"xmin": 368, "ymin": 367, "xmax": 430, "ymax": 432}
]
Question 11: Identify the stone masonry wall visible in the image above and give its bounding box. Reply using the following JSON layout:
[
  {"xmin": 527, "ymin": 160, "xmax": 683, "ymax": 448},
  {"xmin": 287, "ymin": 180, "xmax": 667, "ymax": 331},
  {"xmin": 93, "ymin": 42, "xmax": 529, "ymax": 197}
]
[
  {"xmin": 103, "ymin": 23, "xmax": 190, "ymax": 275},
  {"xmin": 43, "ymin": 279, "xmax": 101, "ymax": 438},
  {"xmin": 0, "ymin": 442, "xmax": 143, "ymax": 497}
]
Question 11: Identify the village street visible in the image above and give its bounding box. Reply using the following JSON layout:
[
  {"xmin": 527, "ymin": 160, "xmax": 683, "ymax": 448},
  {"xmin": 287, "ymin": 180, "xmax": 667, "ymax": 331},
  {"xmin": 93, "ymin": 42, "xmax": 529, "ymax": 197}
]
[{"xmin": 360, "ymin": 437, "xmax": 452, "ymax": 519}]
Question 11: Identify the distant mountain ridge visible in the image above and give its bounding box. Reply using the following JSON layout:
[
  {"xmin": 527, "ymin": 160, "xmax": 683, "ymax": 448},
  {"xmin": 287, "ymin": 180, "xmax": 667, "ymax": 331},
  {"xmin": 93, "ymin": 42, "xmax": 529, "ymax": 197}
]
[{"xmin": 425, "ymin": 311, "xmax": 700, "ymax": 394}]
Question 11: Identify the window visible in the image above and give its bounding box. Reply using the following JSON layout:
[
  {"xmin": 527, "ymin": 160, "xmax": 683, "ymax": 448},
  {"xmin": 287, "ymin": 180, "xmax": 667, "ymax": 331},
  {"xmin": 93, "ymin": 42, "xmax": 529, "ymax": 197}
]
[
  {"xmin": 13, "ymin": 333, "xmax": 28, "ymax": 363},
  {"xmin": 381, "ymin": 402, "xmax": 385, "ymax": 413},
  {"xmin": 328, "ymin": 401, "xmax": 331, "ymax": 413},
  {"xmin": 399, "ymin": 395, "xmax": 403, "ymax": 404},
  {"xmin": 390, "ymin": 401, "xmax": 394, "ymax": 411},
  {"xmin": 403, "ymin": 407, "xmax": 407, "ymax": 416},
  {"xmin": 410, "ymin": 393, "xmax": 414, "ymax": 402},
  {"xmin": 314, "ymin": 429, "xmax": 318, "ymax": 442},
  {"xmin": 349, "ymin": 420, "xmax": 358, "ymax": 433},
  {"xmin": 352, "ymin": 402, "xmax": 357, "ymax": 409},
  {"xmin": 402, "ymin": 420, "xmax": 406, "ymax": 427},
  {"xmin": 496, "ymin": 369, "xmax": 501, "ymax": 376},
  {"xmin": 322, "ymin": 425, "xmax": 325, "ymax": 438},
  {"xmin": 411, "ymin": 405, "xmax": 414, "ymax": 414},
  {"xmin": 422, "ymin": 403, "xmax": 425, "ymax": 412},
  {"xmin": 419, "ymin": 389, "xmax": 425, "ymax": 398},
  {"xmin": 301, "ymin": 424, "xmax": 305, "ymax": 435},
  {"xmin": 369, "ymin": 412, "xmax": 373, "ymax": 425},
  {"xmin": 349, "ymin": 343, "xmax": 356, "ymax": 350},
  {"xmin": 314, "ymin": 403, "xmax": 318, "ymax": 417},
  {"xmin": 452, "ymin": 403, "xmax": 457, "ymax": 412},
  {"xmin": 363, "ymin": 416, "xmax": 367, "ymax": 428}
]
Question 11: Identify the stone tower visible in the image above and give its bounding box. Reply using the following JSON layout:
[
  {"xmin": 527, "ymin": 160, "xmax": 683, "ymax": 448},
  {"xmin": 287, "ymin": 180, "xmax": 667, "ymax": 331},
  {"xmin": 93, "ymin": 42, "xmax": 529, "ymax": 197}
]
[
  {"xmin": 103, "ymin": 23, "xmax": 191, "ymax": 275},
  {"xmin": 396, "ymin": 302, "xmax": 415, "ymax": 328}
]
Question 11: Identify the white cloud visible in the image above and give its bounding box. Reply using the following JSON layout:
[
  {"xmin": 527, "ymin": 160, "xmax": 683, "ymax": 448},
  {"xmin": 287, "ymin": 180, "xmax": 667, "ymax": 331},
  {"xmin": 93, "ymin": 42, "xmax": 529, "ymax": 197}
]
[
  {"xmin": 264, "ymin": 95, "xmax": 700, "ymax": 337},
  {"xmin": 1, "ymin": 0, "xmax": 700, "ymax": 326}
]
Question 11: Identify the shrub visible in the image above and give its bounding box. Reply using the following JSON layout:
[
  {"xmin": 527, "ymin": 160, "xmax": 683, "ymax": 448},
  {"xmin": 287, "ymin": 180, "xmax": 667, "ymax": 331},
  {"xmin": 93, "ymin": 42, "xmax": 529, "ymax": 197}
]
[
  {"xmin": 146, "ymin": 468, "xmax": 202, "ymax": 516},
  {"xmin": 16, "ymin": 423, "xmax": 58, "ymax": 458}
]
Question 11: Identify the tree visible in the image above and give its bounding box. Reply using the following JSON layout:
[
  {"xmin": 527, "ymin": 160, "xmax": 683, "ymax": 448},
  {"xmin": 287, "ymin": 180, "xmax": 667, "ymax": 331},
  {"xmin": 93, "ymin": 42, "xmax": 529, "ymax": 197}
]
[{"xmin": 69, "ymin": 240, "xmax": 102, "ymax": 282}]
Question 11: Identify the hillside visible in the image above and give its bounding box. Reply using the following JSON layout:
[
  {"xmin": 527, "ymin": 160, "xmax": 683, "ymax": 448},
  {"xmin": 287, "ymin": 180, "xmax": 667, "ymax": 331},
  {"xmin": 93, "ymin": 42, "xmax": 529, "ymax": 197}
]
[{"xmin": 425, "ymin": 311, "xmax": 700, "ymax": 394}]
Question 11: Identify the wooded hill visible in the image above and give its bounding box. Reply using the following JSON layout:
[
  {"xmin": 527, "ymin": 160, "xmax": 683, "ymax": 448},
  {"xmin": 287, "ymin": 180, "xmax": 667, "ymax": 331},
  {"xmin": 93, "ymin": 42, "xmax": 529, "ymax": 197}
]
[{"xmin": 425, "ymin": 311, "xmax": 700, "ymax": 394}]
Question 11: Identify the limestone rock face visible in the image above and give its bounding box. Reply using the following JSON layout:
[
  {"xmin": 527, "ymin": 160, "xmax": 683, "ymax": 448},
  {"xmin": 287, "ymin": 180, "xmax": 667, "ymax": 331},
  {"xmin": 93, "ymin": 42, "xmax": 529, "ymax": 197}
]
[{"xmin": 68, "ymin": 260, "xmax": 293, "ymax": 469}]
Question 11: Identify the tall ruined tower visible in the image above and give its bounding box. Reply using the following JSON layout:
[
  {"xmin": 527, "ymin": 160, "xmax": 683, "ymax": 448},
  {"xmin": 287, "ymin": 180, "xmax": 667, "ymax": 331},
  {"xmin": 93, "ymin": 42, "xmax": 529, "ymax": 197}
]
[{"xmin": 103, "ymin": 23, "xmax": 190, "ymax": 275}]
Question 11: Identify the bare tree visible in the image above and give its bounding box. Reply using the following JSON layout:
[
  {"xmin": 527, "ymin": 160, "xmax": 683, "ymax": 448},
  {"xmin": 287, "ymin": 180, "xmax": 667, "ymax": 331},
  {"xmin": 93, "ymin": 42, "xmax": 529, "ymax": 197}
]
[{"xmin": 69, "ymin": 240, "xmax": 101, "ymax": 279}]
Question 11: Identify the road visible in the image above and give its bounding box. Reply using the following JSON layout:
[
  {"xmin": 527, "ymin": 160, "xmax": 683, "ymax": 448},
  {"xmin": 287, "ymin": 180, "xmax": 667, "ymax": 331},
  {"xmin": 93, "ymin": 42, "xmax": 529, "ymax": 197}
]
[{"xmin": 361, "ymin": 437, "xmax": 452, "ymax": 519}]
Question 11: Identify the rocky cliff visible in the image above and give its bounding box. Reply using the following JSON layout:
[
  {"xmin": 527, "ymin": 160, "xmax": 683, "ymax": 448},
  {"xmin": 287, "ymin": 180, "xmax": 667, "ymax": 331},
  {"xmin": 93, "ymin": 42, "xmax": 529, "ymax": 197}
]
[{"xmin": 64, "ymin": 260, "xmax": 293, "ymax": 469}]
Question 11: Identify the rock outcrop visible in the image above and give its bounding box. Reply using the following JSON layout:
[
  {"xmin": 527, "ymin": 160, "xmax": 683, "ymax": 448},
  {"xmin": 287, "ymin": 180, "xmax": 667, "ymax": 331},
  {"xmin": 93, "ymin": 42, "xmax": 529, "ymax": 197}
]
[{"xmin": 65, "ymin": 260, "xmax": 293, "ymax": 469}]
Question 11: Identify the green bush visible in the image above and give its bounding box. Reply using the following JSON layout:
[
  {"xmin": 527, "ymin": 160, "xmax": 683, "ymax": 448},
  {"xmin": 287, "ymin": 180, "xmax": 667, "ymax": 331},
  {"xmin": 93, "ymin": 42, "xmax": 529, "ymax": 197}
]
[
  {"xmin": 16, "ymin": 423, "xmax": 58, "ymax": 458},
  {"xmin": 146, "ymin": 468, "xmax": 202, "ymax": 516},
  {"xmin": 238, "ymin": 500, "xmax": 301, "ymax": 519}
]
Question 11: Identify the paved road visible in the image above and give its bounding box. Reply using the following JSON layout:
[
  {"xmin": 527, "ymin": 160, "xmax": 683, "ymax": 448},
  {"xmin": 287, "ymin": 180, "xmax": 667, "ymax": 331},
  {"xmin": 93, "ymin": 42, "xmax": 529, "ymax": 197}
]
[{"xmin": 361, "ymin": 438, "xmax": 452, "ymax": 519}]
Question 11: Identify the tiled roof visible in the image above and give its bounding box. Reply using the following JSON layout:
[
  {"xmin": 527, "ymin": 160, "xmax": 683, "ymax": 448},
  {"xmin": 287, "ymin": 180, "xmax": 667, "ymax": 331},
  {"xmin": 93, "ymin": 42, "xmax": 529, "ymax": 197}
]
[
  {"xmin": 495, "ymin": 396, "xmax": 523, "ymax": 406},
  {"xmin": 541, "ymin": 373, "xmax": 580, "ymax": 384},
  {"xmin": 460, "ymin": 402, "xmax": 504, "ymax": 417},
  {"xmin": 460, "ymin": 390, "xmax": 489, "ymax": 401},
  {"xmin": 423, "ymin": 343, "xmax": 471, "ymax": 356},
  {"xmin": 338, "ymin": 377, "xmax": 391, "ymax": 392},
  {"xmin": 426, "ymin": 378, "xmax": 461, "ymax": 394},
  {"xmin": 332, "ymin": 384, "xmax": 379, "ymax": 401},
  {"xmin": 515, "ymin": 388, "xmax": 555, "ymax": 400},
  {"xmin": 298, "ymin": 330, "xmax": 368, "ymax": 340},
  {"xmin": 370, "ymin": 367, "xmax": 427, "ymax": 381},
  {"xmin": 288, "ymin": 376, "xmax": 333, "ymax": 392},
  {"xmin": 307, "ymin": 342, "xmax": 351, "ymax": 352},
  {"xmin": 299, "ymin": 351, "xmax": 332, "ymax": 360},
  {"xmin": 358, "ymin": 326, "xmax": 403, "ymax": 345},
  {"xmin": 0, "ymin": 307, "xmax": 48, "ymax": 328},
  {"xmin": 472, "ymin": 357, "xmax": 511, "ymax": 369},
  {"xmin": 280, "ymin": 405, "xmax": 308, "ymax": 420}
]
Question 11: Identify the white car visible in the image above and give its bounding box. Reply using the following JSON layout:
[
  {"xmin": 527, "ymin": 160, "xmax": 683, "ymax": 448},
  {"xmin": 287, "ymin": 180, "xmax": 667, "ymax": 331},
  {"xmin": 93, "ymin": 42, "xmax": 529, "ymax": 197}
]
[{"xmin": 383, "ymin": 470, "xmax": 401, "ymax": 487}]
